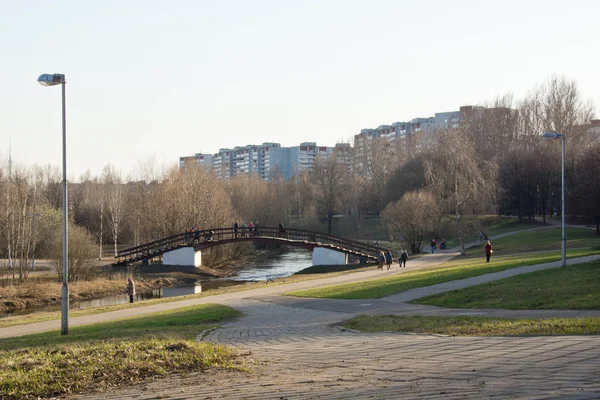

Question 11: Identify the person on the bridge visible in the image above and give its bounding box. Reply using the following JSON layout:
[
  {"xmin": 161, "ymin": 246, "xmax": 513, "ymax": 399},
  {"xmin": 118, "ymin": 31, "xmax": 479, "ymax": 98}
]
[
  {"xmin": 485, "ymin": 240, "xmax": 493, "ymax": 263},
  {"xmin": 385, "ymin": 250, "xmax": 393, "ymax": 270},
  {"xmin": 278, "ymin": 222, "xmax": 286, "ymax": 238},
  {"xmin": 399, "ymin": 249, "xmax": 408, "ymax": 268},
  {"xmin": 241, "ymin": 222, "xmax": 247, "ymax": 238},
  {"xmin": 430, "ymin": 238, "xmax": 436, "ymax": 254},
  {"xmin": 253, "ymin": 221, "xmax": 260, "ymax": 237},
  {"xmin": 127, "ymin": 278, "xmax": 136, "ymax": 303},
  {"xmin": 233, "ymin": 222, "xmax": 239, "ymax": 238},
  {"xmin": 204, "ymin": 230, "xmax": 214, "ymax": 243},
  {"xmin": 185, "ymin": 226, "xmax": 195, "ymax": 243},
  {"xmin": 248, "ymin": 221, "xmax": 254, "ymax": 236},
  {"xmin": 194, "ymin": 228, "xmax": 201, "ymax": 243},
  {"xmin": 377, "ymin": 251, "xmax": 385, "ymax": 270}
]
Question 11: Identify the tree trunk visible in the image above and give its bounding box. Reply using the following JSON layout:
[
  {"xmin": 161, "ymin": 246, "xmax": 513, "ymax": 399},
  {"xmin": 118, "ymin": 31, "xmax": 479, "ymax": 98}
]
[{"xmin": 99, "ymin": 202, "xmax": 103, "ymax": 260}]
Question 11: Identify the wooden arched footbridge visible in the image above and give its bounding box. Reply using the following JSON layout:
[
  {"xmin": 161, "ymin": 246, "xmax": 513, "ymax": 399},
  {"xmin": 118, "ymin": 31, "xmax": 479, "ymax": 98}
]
[{"xmin": 115, "ymin": 227, "xmax": 387, "ymax": 266}]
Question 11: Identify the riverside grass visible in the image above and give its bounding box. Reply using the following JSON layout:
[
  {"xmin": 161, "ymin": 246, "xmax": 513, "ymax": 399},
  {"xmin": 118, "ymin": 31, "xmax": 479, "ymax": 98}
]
[
  {"xmin": 341, "ymin": 315, "xmax": 600, "ymax": 336},
  {"xmin": 287, "ymin": 248, "xmax": 598, "ymax": 299},
  {"xmin": 414, "ymin": 259, "xmax": 600, "ymax": 310},
  {"xmin": 287, "ymin": 227, "xmax": 600, "ymax": 300},
  {"xmin": 0, "ymin": 304, "xmax": 241, "ymax": 400}
]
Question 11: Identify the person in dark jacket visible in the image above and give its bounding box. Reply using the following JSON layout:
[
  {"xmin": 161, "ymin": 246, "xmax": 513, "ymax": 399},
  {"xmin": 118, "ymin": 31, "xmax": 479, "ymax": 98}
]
[
  {"xmin": 385, "ymin": 250, "xmax": 393, "ymax": 270},
  {"xmin": 399, "ymin": 250, "xmax": 408, "ymax": 268}
]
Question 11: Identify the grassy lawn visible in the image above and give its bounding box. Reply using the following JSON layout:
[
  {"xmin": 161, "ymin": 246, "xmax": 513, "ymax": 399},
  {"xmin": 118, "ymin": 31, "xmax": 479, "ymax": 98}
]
[
  {"xmin": 414, "ymin": 260, "xmax": 600, "ymax": 310},
  {"xmin": 0, "ymin": 304, "xmax": 241, "ymax": 399},
  {"xmin": 287, "ymin": 248, "xmax": 599, "ymax": 300},
  {"xmin": 444, "ymin": 216, "xmax": 543, "ymax": 248},
  {"xmin": 341, "ymin": 315, "xmax": 600, "ymax": 335},
  {"xmin": 484, "ymin": 227, "xmax": 598, "ymax": 253}
]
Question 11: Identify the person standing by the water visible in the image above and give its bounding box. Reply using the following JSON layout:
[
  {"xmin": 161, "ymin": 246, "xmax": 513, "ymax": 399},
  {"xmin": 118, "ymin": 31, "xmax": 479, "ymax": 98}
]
[{"xmin": 127, "ymin": 278, "xmax": 136, "ymax": 303}]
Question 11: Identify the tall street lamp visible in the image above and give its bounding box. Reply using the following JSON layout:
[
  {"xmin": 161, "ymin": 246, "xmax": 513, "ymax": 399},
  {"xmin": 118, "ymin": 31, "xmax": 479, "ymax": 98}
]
[
  {"xmin": 38, "ymin": 73, "xmax": 69, "ymax": 335},
  {"xmin": 542, "ymin": 131, "xmax": 566, "ymax": 268}
]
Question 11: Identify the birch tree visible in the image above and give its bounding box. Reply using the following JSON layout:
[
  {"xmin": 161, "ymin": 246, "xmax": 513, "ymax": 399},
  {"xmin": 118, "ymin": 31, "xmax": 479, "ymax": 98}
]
[{"xmin": 101, "ymin": 164, "xmax": 125, "ymax": 257}]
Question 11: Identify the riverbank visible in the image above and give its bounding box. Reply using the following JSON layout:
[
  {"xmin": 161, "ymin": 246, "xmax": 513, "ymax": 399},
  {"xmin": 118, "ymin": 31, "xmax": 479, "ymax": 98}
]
[{"xmin": 0, "ymin": 247, "xmax": 302, "ymax": 315}]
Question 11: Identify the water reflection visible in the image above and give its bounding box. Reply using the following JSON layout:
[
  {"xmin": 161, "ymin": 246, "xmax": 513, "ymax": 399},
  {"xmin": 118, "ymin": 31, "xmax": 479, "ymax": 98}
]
[{"xmin": 233, "ymin": 249, "xmax": 312, "ymax": 281}]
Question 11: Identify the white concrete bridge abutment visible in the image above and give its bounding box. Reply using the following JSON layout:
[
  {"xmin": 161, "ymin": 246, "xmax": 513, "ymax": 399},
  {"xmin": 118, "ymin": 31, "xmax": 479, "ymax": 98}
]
[
  {"xmin": 312, "ymin": 247, "xmax": 348, "ymax": 266},
  {"xmin": 162, "ymin": 247, "xmax": 202, "ymax": 267}
]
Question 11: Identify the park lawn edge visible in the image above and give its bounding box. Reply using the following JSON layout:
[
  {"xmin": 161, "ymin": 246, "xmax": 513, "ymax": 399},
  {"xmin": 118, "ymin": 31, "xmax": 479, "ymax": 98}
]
[
  {"xmin": 412, "ymin": 259, "xmax": 600, "ymax": 310},
  {"xmin": 285, "ymin": 249, "xmax": 600, "ymax": 300},
  {"xmin": 340, "ymin": 315, "xmax": 600, "ymax": 336}
]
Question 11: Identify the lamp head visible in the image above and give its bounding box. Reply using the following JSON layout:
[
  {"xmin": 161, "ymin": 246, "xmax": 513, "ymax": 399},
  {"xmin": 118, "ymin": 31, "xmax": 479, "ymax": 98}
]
[
  {"xmin": 38, "ymin": 73, "xmax": 65, "ymax": 86},
  {"xmin": 541, "ymin": 132, "xmax": 563, "ymax": 139}
]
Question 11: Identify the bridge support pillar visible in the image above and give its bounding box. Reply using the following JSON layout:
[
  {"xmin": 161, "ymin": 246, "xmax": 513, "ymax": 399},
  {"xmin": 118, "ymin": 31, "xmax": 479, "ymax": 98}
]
[
  {"xmin": 312, "ymin": 247, "xmax": 348, "ymax": 266},
  {"xmin": 163, "ymin": 247, "xmax": 202, "ymax": 267}
]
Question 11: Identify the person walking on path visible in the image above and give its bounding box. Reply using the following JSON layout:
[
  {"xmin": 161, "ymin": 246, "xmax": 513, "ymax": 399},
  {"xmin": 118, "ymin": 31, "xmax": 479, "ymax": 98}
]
[
  {"xmin": 485, "ymin": 240, "xmax": 493, "ymax": 263},
  {"xmin": 385, "ymin": 250, "xmax": 393, "ymax": 270},
  {"xmin": 430, "ymin": 239, "xmax": 436, "ymax": 254},
  {"xmin": 399, "ymin": 249, "xmax": 408, "ymax": 268},
  {"xmin": 127, "ymin": 278, "xmax": 136, "ymax": 303},
  {"xmin": 377, "ymin": 251, "xmax": 385, "ymax": 270}
]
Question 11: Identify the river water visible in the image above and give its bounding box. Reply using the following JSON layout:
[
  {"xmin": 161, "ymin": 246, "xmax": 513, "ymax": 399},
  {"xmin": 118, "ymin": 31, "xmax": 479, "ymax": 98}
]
[{"xmin": 1, "ymin": 248, "xmax": 312, "ymax": 318}]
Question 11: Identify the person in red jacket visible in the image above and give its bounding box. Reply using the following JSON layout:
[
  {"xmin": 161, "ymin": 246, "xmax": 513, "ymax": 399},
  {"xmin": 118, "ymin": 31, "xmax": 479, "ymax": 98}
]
[{"xmin": 484, "ymin": 240, "xmax": 493, "ymax": 263}]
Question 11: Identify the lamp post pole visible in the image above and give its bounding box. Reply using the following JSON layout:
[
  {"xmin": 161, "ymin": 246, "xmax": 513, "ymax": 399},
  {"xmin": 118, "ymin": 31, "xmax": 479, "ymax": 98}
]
[
  {"xmin": 38, "ymin": 73, "xmax": 69, "ymax": 335},
  {"xmin": 542, "ymin": 131, "xmax": 566, "ymax": 268},
  {"xmin": 60, "ymin": 78, "xmax": 69, "ymax": 334},
  {"xmin": 560, "ymin": 134, "xmax": 566, "ymax": 268}
]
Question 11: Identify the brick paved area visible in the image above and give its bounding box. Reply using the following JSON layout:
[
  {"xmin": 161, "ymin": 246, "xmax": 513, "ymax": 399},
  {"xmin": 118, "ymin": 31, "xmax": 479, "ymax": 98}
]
[{"xmin": 81, "ymin": 298, "xmax": 600, "ymax": 399}]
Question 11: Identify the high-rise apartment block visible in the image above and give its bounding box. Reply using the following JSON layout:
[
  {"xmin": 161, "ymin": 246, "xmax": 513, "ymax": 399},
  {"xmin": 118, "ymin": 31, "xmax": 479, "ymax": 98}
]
[
  {"xmin": 180, "ymin": 142, "xmax": 345, "ymax": 181},
  {"xmin": 180, "ymin": 107, "xmax": 469, "ymax": 180}
]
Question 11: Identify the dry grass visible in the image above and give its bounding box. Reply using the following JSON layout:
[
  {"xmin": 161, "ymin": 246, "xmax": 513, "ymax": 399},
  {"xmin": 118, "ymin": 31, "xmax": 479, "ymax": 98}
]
[{"xmin": 0, "ymin": 276, "xmax": 171, "ymax": 313}]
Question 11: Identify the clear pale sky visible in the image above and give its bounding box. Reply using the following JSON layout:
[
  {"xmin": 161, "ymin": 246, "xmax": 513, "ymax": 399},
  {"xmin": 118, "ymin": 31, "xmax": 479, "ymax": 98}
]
[{"xmin": 1, "ymin": 0, "xmax": 598, "ymax": 180}]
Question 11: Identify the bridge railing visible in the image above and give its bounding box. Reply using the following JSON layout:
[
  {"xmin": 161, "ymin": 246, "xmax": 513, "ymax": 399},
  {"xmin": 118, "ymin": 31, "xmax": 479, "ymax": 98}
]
[{"xmin": 116, "ymin": 226, "xmax": 385, "ymax": 264}]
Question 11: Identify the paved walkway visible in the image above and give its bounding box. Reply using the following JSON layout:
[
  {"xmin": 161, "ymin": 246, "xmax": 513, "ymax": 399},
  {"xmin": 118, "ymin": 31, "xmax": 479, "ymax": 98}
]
[{"xmin": 3, "ymin": 226, "xmax": 600, "ymax": 398}]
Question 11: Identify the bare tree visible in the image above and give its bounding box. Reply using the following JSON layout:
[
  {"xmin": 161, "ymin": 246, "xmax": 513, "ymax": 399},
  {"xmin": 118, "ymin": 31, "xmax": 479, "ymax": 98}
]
[
  {"xmin": 383, "ymin": 190, "xmax": 438, "ymax": 254},
  {"xmin": 101, "ymin": 164, "xmax": 125, "ymax": 257},
  {"xmin": 310, "ymin": 154, "xmax": 350, "ymax": 234},
  {"xmin": 576, "ymin": 142, "xmax": 600, "ymax": 234},
  {"xmin": 425, "ymin": 129, "xmax": 496, "ymax": 255}
]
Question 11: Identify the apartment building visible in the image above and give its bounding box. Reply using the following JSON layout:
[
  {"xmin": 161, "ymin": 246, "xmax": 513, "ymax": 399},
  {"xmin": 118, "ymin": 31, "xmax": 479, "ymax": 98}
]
[
  {"xmin": 213, "ymin": 148, "xmax": 234, "ymax": 180},
  {"xmin": 178, "ymin": 153, "xmax": 213, "ymax": 171}
]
